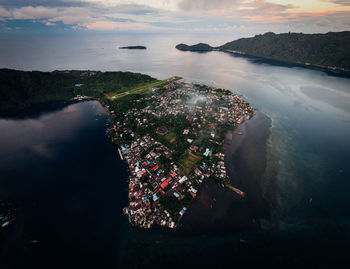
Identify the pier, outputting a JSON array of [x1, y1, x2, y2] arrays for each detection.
[[118, 148, 124, 160]]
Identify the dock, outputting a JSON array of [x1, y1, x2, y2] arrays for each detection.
[[118, 148, 124, 160], [224, 183, 245, 198]]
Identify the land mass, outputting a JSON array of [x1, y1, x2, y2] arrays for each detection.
[[175, 43, 213, 52], [0, 69, 254, 228], [0, 69, 254, 229], [106, 80, 253, 228], [176, 31, 350, 71], [0, 69, 155, 115], [119, 46, 147, 50]]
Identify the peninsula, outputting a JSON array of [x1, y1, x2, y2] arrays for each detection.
[[176, 31, 350, 72], [0, 69, 155, 114], [119, 46, 147, 50], [105, 79, 253, 228], [0, 69, 254, 229]]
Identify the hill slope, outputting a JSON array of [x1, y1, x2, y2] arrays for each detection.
[[176, 43, 213, 52], [0, 69, 156, 114], [219, 32, 350, 70], [176, 31, 350, 71]]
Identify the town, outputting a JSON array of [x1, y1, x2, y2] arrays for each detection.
[[107, 81, 254, 228]]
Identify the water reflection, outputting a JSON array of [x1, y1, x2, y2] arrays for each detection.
[[0, 33, 349, 267]]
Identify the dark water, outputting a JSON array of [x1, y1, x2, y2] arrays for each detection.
[[1, 33, 350, 268], [0, 101, 130, 268]]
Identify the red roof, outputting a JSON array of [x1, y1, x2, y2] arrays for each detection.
[[171, 172, 177, 177], [151, 165, 159, 171], [161, 177, 172, 189]]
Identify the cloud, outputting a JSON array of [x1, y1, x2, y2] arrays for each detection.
[[11, 6, 62, 20], [112, 4, 160, 15], [236, 0, 297, 21], [83, 0, 177, 9], [0, 0, 349, 33], [0, 0, 87, 8], [0, 3, 173, 32], [0, 6, 11, 17], [324, 0, 350, 6], [178, 0, 243, 11], [85, 20, 159, 31], [176, 0, 298, 24], [43, 20, 56, 26]]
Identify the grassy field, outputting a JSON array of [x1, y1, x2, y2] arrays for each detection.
[[165, 132, 177, 142], [179, 150, 203, 176], [107, 76, 182, 100]]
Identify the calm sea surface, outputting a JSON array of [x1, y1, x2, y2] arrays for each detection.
[[0, 33, 350, 268]]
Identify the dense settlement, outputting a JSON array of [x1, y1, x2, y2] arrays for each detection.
[[108, 81, 254, 228]]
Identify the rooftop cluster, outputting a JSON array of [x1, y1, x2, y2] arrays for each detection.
[[108, 81, 254, 228]]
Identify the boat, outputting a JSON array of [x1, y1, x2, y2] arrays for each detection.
[[1, 221, 10, 227]]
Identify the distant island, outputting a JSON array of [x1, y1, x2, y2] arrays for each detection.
[[176, 31, 350, 71], [119, 46, 147, 50], [175, 43, 213, 52]]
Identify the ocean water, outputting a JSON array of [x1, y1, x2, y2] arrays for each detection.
[[0, 33, 350, 268]]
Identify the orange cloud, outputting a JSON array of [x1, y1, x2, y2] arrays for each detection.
[[85, 21, 119, 30], [85, 20, 158, 31]]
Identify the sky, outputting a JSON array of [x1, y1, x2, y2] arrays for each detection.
[[0, 0, 349, 35]]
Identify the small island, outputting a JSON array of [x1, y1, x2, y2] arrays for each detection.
[[119, 46, 147, 50], [175, 43, 213, 52]]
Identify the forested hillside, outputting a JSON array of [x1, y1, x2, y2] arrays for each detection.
[[0, 69, 156, 113], [218, 31, 350, 70]]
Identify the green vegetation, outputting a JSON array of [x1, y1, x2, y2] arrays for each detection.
[[164, 132, 177, 142], [106, 76, 181, 100], [0, 69, 156, 114], [119, 46, 146, 50], [176, 43, 213, 52], [159, 196, 183, 217], [177, 31, 350, 71], [215, 88, 231, 97], [179, 151, 203, 176]]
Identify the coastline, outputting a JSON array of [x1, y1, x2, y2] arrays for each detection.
[[219, 50, 350, 77], [180, 110, 275, 234]]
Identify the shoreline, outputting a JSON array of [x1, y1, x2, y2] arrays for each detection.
[[108, 81, 254, 229], [1, 86, 270, 232], [218, 50, 350, 78], [180, 110, 274, 234]]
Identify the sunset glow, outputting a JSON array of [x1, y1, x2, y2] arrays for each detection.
[[0, 0, 349, 34]]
